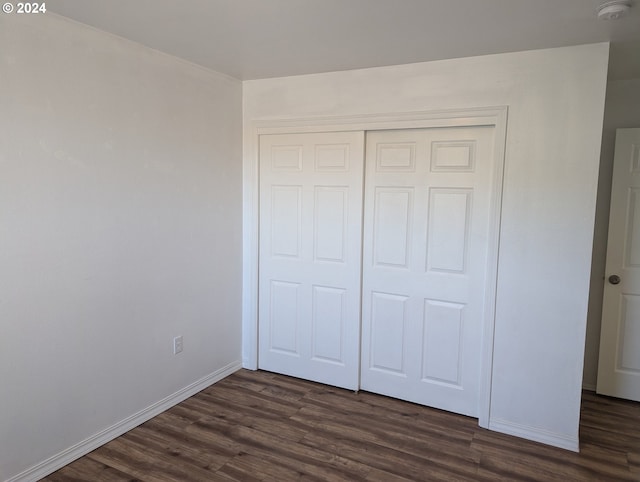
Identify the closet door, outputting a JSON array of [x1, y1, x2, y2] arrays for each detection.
[[258, 131, 364, 390], [361, 126, 497, 417]]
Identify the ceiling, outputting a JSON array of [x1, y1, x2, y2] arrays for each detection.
[[49, 0, 640, 81]]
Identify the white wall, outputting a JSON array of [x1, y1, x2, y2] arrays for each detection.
[[0, 14, 243, 482], [583, 77, 640, 390], [243, 43, 609, 450]]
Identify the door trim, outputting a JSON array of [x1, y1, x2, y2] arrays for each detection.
[[243, 106, 508, 428]]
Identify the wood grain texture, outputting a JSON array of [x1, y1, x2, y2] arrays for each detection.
[[41, 370, 640, 481]]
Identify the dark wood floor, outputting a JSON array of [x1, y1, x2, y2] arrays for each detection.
[[42, 369, 640, 481]]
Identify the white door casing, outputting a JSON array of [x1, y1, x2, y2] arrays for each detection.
[[597, 128, 640, 402], [258, 131, 365, 390], [360, 126, 498, 417]]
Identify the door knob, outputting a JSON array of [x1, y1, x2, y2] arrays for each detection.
[[609, 274, 621, 285]]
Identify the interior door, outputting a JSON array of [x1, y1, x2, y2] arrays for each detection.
[[360, 126, 497, 417], [258, 131, 364, 390], [597, 128, 640, 401]]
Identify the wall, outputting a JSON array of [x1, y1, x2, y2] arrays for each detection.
[[0, 14, 242, 482], [583, 77, 640, 390], [243, 43, 609, 450]]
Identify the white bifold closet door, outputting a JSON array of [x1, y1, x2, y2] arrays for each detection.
[[258, 131, 365, 390], [360, 126, 496, 417]]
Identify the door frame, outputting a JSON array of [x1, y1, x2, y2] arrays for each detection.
[[243, 106, 508, 428]]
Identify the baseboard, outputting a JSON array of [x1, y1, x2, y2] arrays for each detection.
[[7, 361, 242, 482], [489, 418, 579, 452], [582, 383, 596, 392]]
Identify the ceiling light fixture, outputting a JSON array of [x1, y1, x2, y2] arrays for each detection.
[[597, 0, 632, 20]]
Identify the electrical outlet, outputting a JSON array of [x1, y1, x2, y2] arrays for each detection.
[[173, 336, 183, 355]]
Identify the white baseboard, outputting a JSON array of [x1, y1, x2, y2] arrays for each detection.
[[489, 418, 579, 452], [8, 361, 242, 482]]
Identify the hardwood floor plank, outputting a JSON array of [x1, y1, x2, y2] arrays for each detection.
[[142, 416, 243, 457], [41, 370, 640, 482], [216, 452, 308, 482], [364, 468, 415, 482], [472, 431, 637, 481], [300, 428, 478, 481], [213, 370, 279, 395], [229, 424, 372, 480], [123, 426, 230, 472], [298, 400, 473, 448], [86, 445, 190, 482], [476, 445, 624, 481], [202, 384, 303, 416], [43, 456, 139, 482], [577, 442, 630, 466], [292, 403, 479, 463], [194, 391, 311, 441], [300, 388, 476, 445], [92, 434, 222, 482], [628, 451, 640, 465]]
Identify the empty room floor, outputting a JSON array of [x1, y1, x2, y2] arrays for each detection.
[[42, 369, 640, 481]]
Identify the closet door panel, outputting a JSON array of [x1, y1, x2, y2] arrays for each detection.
[[258, 131, 364, 390], [361, 126, 497, 417]]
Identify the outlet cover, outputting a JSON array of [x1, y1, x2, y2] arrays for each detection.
[[173, 336, 183, 355]]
